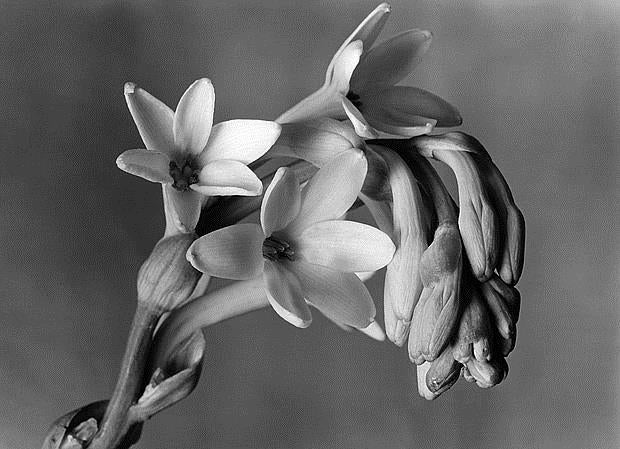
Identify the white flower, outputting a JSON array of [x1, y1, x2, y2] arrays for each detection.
[[186, 150, 395, 328], [117, 78, 281, 233], [276, 3, 461, 138]]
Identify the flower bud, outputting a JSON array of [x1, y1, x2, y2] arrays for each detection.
[[452, 285, 492, 364], [426, 347, 461, 396], [478, 157, 525, 285], [464, 357, 508, 389], [369, 146, 427, 346], [480, 274, 521, 356], [133, 331, 205, 421], [137, 233, 201, 311]]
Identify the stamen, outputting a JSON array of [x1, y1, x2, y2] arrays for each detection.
[[263, 235, 295, 261], [169, 160, 199, 191]]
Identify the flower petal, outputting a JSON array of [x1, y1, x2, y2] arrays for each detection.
[[263, 260, 312, 328], [295, 220, 394, 272], [325, 3, 391, 85], [199, 120, 281, 165], [329, 40, 363, 94], [286, 149, 367, 234], [173, 78, 215, 157], [116, 149, 172, 183], [351, 29, 432, 91], [186, 223, 265, 280], [124, 82, 175, 157], [341, 97, 380, 138], [165, 186, 203, 232], [192, 160, 263, 197], [364, 86, 462, 128], [261, 167, 301, 236], [291, 260, 375, 328]]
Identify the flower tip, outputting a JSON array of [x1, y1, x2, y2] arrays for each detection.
[[378, 2, 391, 13], [360, 321, 386, 341], [124, 81, 137, 95]]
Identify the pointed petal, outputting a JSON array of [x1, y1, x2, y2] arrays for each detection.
[[124, 82, 175, 157], [329, 40, 363, 94], [186, 223, 264, 280], [342, 97, 380, 138], [292, 260, 375, 328], [325, 3, 391, 85], [173, 78, 215, 156], [199, 120, 281, 165], [116, 149, 172, 183], [192, 160, 263, 197], [364, 86, 462, 127], [286, 149, 367, 234], [166, 186, 203, 232], [359, 321, 386, 341], [351, 30, 432, 91], [261, 167, 301, 236], [295, 220, 394, 272], [263, 260, 312, 328]]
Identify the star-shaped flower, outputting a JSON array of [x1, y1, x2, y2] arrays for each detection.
[[117, 78, 281, 232], [186, 150, 395, 328], [276, 3, 461, 138]]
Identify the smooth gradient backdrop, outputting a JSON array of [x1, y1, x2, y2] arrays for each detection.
[[0, 1, 618, 448]]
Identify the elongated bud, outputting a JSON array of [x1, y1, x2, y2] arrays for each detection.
[[478, 157, 525, 285], [137, 233, 201, 311], [480, 275, 520, 356], [368, 146, 427, 346], [426, 347, 461, 396]]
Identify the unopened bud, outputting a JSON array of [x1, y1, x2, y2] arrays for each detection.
[[465, 357, 508, 389], [452, 286, 492, 364], [427, 348, 461, 395], [137, 233, 201, 311]]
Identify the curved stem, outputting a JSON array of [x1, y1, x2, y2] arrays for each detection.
[[88, 302, 160, 449]]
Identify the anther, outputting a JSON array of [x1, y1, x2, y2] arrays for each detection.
[[263, 235, 295, 261]]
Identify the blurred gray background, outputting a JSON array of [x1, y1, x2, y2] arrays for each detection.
[[0, 0, 618, 448]]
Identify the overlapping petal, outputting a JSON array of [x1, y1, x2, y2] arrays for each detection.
[[187, 223, 264, 280], [263, 260, 312, 328], [286, 149, 367, 234], [292, 260, 375, 328], [295, 220, 394, 272], [199, 120, 281, 165], [116, 149, 172, 184], [124, 82, 175, 157], [260, 168, 301, 236], [173, 78, 215, 156], [193, 160, 263, 196], [363, 86, 462, 128], [351, 29, 432, 91]]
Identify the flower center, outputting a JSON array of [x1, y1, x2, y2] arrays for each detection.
[[346, 90, 363, 109], [169, 160, 199, 191], [263, 235, 295, 261]]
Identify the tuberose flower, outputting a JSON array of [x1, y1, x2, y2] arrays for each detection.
[[276, 3, 462, 138], [117, 78, 281, 232], [186, 150, 395, 328]]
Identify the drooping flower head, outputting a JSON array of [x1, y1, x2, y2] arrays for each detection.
[[276, 3, 462, 138], [186, 150, 395, 328], [117, 78, 281, 233]]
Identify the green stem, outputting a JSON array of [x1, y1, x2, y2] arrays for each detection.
[[88, 302, 160, 449]]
